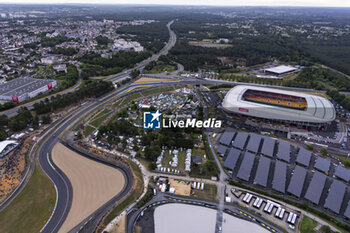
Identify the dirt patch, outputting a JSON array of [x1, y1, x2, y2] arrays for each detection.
[[169, 179, 191, 196], [52, 143, 125, 233], [133, 77, 173, 84]]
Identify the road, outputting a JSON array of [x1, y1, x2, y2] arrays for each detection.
[[0, 19, 176, 118], [1, 67, 83, 118], [105, 20, 176, 83]]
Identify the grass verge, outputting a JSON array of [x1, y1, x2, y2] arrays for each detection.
[[0, 164, 56, 233], [300, 216, 318, 233], [84, 125, 96, 137]]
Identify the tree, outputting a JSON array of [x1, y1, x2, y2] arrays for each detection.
[[0, 129, 7, 141], [42, 115, 51, 124], [320, 148, 328, 157], [306, 144, 314, 151], [31, 115, 39, 129]]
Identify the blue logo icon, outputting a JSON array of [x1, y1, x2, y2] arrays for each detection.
[[143, 110, 161, 129]]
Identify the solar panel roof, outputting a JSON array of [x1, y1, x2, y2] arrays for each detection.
[[217, 145, 228, 155], [232, 132, 249, 150], [344, 201, 350, 219], [223, 148, 241, 171], [304, 171, 327, 205], [277, 140, 291, 163], [254, 156, 271, 187], [237, 152, 256, 181], [324, 180, 346, 214], [296, 148, 312, 167], [272, 160, 287, 193], [261, 137, 276, 157], [287, 165, 307, 198], [314, 157, 331, 173], [334, 166, 350, 182], [219, 128, 235, 146], [246, 134, 262, 153]]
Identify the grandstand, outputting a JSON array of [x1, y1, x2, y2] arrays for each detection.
[[222, 85, 335, 125], [242, 89, 307, 110]]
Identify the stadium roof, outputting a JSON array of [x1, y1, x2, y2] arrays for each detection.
[[223, 148, 241, 171], [264, 65, 297, 75], [272, 160, 287, 193], [344, 201, 350, 219], [277, 140, 291, 163], [296, 148, 312, 167], [237, 152, 255, 182], [217, 145, 228, 155], [287, 165, 307, 198], [232, 132, 248, 150], [246, 134, 262, 153], [334, 166, 350, 182], [261, 137, 276, 157], [219, 128, 235, 146], [304, 171, 327, 205], [314, 157, 331, 173], [324, 180, 346, 214], [254, 156, 271, 187], [222, 85, 335, 123]]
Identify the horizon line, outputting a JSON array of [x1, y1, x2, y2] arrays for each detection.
[[0, 3, 349, 8]]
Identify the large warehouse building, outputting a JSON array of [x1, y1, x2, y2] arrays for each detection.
[[0, 77, 57, 103], [222, 85, 335, 125]]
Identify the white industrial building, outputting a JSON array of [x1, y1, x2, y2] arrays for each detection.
[[0, 77, 57, 102]]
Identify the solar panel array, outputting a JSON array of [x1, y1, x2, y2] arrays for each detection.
[[277, 140, 291, 163], [296, 148, 312, 167], [246, 134, 262, 153], [217, 145, 228, 155], [232, 132, 249, 150], [324, 180, 346, 214], [261, 137, 276, 157], [237, 152, 256, 181], [223, 148, 241, 171], [344, 201, 350, 219], [287, 165, 307, 198], [334, 166, 350, 182], [219, 129, 235, 146], [254, 156, 271, 187], [314, 157, 331, 173], [304, 171, 327, 205], [272, 160, 287, 193]]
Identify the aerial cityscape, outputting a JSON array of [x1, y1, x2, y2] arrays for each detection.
[[0, 2, 350, 233]]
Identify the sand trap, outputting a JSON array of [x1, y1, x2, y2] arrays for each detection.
[[154, 203, 270, 233], [52, 143, 125, 233]]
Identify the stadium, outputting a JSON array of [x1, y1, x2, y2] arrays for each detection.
[[222, 85, 336, 126]]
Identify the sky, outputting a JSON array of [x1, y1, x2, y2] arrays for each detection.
[[0, 0, 349, 7]]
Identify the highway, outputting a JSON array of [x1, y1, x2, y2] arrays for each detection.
[[105, 20, 176, 83], [0, 19, 176, 118]]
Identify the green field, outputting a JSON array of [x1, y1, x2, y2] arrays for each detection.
[[143, 64, 177, 74], [299, 216, 318, 233], [0, 165, 56, 233], [92, 109, 111, 120], [121, 92, 142, 105], [141, 86, 174, 96], [192, 184, 217, 201], [89, 112, 111, 128], [84, 125, 96, 136]]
